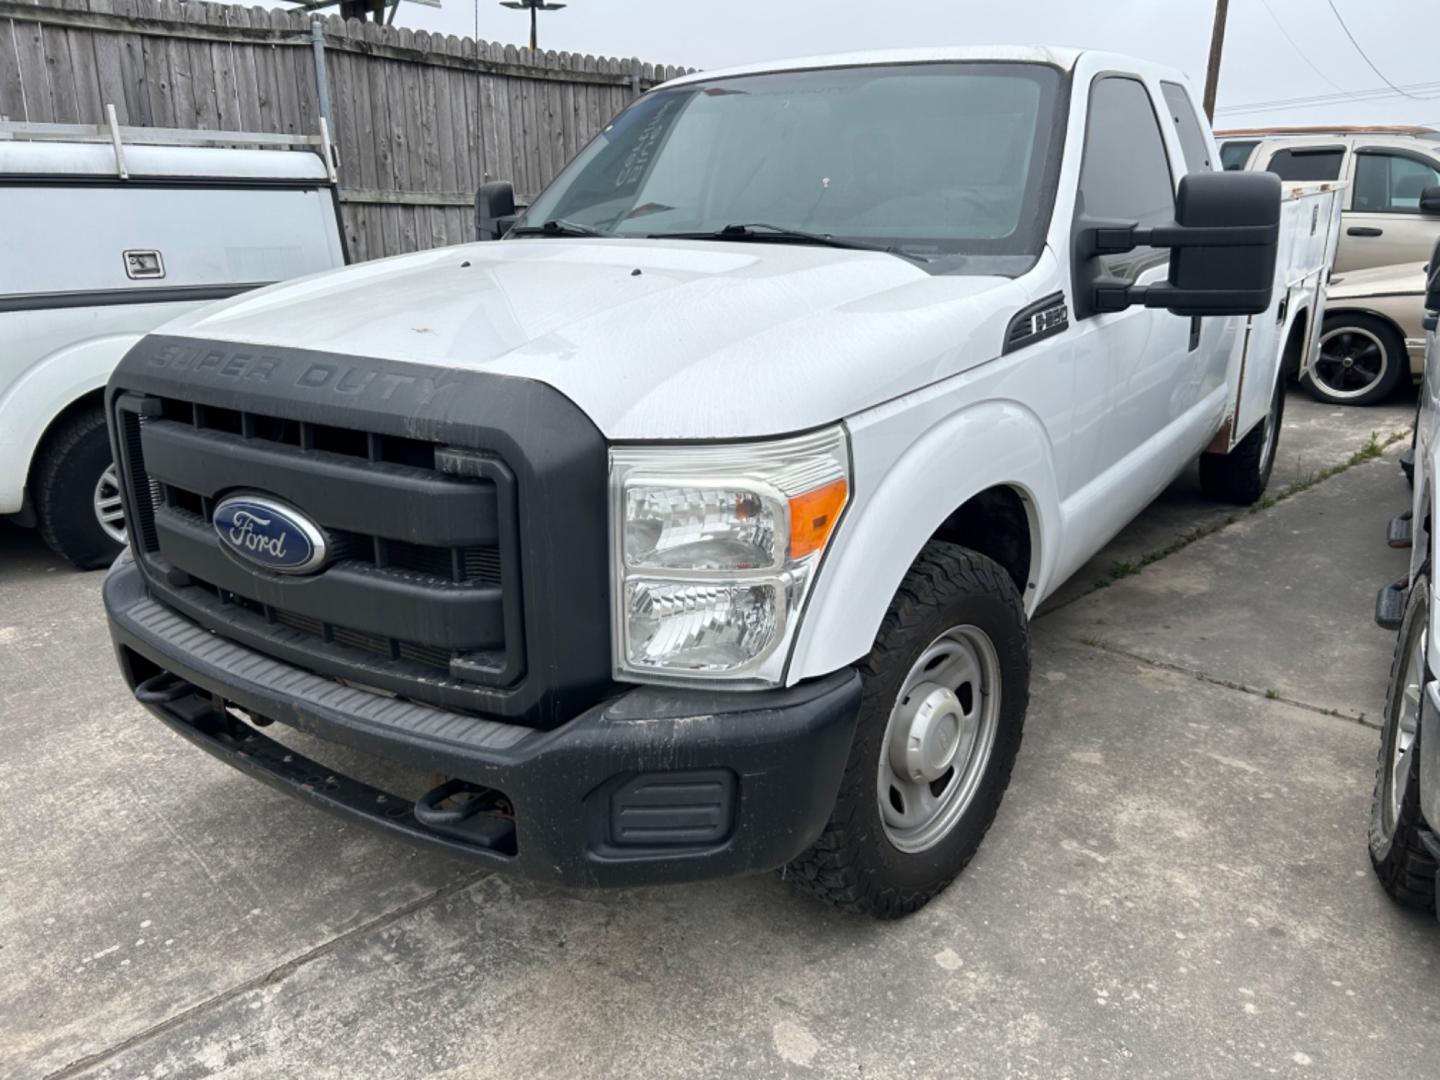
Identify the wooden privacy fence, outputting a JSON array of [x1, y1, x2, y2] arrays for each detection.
[[0, 0, 691, 260]]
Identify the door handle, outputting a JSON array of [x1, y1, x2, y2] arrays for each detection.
[[1347, 226, 1384, 237]]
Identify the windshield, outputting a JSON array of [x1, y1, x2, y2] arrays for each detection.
[[518, 62, 1066, 275]]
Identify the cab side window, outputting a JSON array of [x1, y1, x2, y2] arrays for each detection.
[[1161, 82, 1212, 173], [1265, 147, 1344, 182], [1353, 150, 1440, 213], [1078, 76, 1176, 280], [1220, 140, 1258, 171]]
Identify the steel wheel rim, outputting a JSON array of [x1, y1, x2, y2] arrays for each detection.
[[876, 625, 1002, 854], [93, 464, 127, 544], [1314, 326, 1388, 399], [1384, 621, 1425, 836]]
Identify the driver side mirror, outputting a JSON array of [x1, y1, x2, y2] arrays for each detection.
[[475, 180, 517, 241], [1075, 170, 1282, 319], [1421, 186, 1440, 214]]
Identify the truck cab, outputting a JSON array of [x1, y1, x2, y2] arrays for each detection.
[[101, 48, 1337, 917], [0, 120, 346, 568]]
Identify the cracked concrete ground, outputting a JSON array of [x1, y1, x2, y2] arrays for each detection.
[[2, 388, 1435, 1080]]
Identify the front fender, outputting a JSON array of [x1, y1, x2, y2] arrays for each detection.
[[786, 396, 1059, 684]]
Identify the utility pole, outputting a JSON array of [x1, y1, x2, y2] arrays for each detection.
[[1202, 0, 1230, 121]]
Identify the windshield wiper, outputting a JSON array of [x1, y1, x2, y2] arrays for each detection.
[[509, 218, 608, 238], [647, 222, 928, 263]]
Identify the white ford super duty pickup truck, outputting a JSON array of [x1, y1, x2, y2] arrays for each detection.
[[102, 47, 1342, 917]]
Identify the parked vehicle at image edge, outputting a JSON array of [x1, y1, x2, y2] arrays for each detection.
[[1370, 237, 1440, 918], [1217, 125, 1440, 176], [1311, 257, 1429, 406], [0, 117, 346, 568], [101, 48, 1342, 918], [1224, 129, 1440, 406]]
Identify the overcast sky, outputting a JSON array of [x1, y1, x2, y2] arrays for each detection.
[[388, 0, 1440, 131]]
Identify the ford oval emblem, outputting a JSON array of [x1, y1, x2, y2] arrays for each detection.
[[213, 495, 329, 575]]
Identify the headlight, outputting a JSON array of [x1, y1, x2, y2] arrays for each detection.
[[610, 427, 850, 685]]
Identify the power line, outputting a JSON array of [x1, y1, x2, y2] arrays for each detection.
[[1324, 0, 1422, 100], [1220, 92, 1440, 116], [1218, 90, 1440, 115], [1216, 78, 1440, 115], [1258, 0, 1348, 96]]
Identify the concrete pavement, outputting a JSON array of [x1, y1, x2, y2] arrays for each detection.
[[1, 388, 1435, 1079]]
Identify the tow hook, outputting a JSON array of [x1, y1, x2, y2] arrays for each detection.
[[414, 780, 516, 848]]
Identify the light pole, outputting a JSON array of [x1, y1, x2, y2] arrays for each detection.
[[499, 0, 566, 51]]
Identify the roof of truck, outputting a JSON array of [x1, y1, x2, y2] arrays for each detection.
[[0, 140, 332, 183], [661, 45, 1088, 87]]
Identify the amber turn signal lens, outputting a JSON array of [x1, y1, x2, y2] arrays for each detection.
[[788, 478, 848, 560]]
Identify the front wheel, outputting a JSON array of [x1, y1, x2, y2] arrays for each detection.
[[1369, 570, 1438, 912], [788, 541, 1030, 918], [1199, 374, 1285, 505]]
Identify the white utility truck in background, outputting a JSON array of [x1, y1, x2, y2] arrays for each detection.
[[101, 48, 1341, 918], [0, 118, 346, 569]]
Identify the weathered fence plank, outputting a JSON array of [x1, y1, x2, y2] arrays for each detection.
[[85, 0, 129, 125], [0, 0, 692, 256], [13, 4, 56, 123], [1, 16, 30, 120]]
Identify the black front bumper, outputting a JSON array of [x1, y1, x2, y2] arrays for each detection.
[[105, 558, 862, 888]]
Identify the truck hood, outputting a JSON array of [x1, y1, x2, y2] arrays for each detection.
[[160, 238, 1028, 439]]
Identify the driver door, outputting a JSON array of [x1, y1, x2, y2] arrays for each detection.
[[1067, 75, 1194, 494]]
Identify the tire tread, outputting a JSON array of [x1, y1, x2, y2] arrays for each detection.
[[33, 405, 119, 571], [1370, 572, 1438, 912], [788, 542, 1029, 918]]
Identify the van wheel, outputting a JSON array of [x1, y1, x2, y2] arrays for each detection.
[[788, 541, 1029, 918], [1369, 570, 1438, 912], [1304, 314, 1407, 406], [1199, 374, 1284, 505], [34, 405, 125, 571]]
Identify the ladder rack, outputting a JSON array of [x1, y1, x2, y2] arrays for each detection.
[[0, 105, 337, 183]]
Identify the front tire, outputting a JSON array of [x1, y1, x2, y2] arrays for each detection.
[[788, 542, 1030, 918], [1199, 373, 1285, 505], [34, 405, 126, 571], [1304, 314, 1407, 406], [1369, 570, 1438, 912]]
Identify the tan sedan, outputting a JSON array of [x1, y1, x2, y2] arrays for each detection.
[[1306, 259, 1426, 405]]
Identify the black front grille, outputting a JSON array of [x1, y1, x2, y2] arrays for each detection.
[[157, 481, 502, 587], [108, 335, 614, 730], [158, 396, 439, 469], [119, 411, 160, 552], [113, 389, 527, 712], [187, 575, 451, 674]]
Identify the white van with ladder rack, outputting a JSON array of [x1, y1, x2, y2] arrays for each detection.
[[0, 110, 346, 568]]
